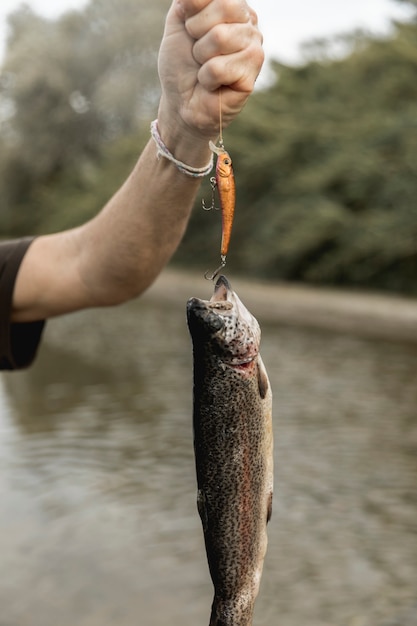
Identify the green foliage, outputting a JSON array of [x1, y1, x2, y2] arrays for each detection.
[[179, 21, 417, 295], [30, 129, 148, 235], [0, 2, 417, 296], [0, 0, 168, 234]]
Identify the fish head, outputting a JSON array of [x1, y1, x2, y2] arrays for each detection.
[[187, 275, 260, 366]]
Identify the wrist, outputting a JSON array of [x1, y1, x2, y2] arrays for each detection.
[[150, 120, 213, 178], [157, 102, 217, 169]]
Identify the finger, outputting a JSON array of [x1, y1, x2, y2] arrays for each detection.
[[175, 0, 212, 20], [192, 20, 261, 65], [197, 42, 264, 94], [185, 0, 251, 40]]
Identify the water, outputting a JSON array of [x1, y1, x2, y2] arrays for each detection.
[[0, 278, 416, 626]]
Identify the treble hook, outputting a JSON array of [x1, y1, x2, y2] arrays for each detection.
[[202, 177, 220, 211], [204, 255, 227, 281]]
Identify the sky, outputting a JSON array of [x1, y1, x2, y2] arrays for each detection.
[[0, 0, 414, 82]]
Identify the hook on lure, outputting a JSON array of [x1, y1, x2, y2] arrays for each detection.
[[202, 175, 220, 211], [201, 141, 228, 211], [204, 255, 227, 281]]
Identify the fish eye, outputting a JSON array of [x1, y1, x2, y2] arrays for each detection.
[[224, 158, 230, 165]]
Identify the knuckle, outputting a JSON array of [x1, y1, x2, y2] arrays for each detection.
[[222, 0, 250, 21], [185, 16, 202, 40], [249, 6, 259, 27], [247, 40, 265, 68], [198, 56, 225, 90], [210, 23, 232, 49]]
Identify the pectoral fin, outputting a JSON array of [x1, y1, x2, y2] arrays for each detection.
[[257, 357, 270, 400], [267, 491, 273, 524]]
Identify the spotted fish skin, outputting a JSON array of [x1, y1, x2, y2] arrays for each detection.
[[187, 275, 273, 626]]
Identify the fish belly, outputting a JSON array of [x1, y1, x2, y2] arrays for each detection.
[[193, 356, 273, 626]]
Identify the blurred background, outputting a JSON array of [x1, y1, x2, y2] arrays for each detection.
[[0, 1, 416, 625], [0, 0, 416, 293]]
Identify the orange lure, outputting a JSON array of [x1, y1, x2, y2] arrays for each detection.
[[211, 141, 236, 258], [203, 140, 236, 279]]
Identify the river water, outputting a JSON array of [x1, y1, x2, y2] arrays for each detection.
[[0, 275, 416, 626]]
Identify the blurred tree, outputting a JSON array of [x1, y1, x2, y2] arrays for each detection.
[[0, 0, 168, 234], [395, 0, 417, 8], [178, 17, 417, 295]]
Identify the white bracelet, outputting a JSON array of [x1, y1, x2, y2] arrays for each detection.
[[150, 120, 213, 178]]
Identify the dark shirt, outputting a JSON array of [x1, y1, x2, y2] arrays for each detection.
[[0, 238, 45, 370]]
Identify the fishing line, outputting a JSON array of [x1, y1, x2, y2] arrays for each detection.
[[218, 88, 224, 148]]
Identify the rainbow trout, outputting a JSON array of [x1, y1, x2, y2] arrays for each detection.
[[187, 275, 273, 626]]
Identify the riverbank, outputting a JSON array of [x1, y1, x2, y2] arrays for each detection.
[[143, 268, 417, 344]]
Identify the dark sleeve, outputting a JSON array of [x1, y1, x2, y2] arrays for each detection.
[[0, 238, 45, 370]]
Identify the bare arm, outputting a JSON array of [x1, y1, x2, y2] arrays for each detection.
[[12, 0, 264, 323]]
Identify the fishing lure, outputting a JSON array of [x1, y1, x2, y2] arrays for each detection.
[[203, 140, 236, 280]]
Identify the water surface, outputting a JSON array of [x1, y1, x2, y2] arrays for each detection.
[[1, 281, 416, 626]]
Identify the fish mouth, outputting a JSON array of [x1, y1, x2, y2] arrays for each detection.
[[186, 276, 233, 338], [186, 275, 261, 366], [210, 275, 230, 303]]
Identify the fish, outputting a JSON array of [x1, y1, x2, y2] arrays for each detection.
[[186, 275, 273, 626]]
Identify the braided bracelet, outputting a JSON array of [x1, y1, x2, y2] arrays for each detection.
[[150, 120, 213, 178]]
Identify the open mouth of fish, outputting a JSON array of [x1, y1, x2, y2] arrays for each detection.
[[186, 275, 261, 370]]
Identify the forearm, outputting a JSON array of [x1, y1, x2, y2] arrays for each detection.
[[77, 127, 213, 305], [12, 128, 213, 322]]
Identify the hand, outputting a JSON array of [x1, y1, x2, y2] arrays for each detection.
[[157, 0, 264, 144]]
